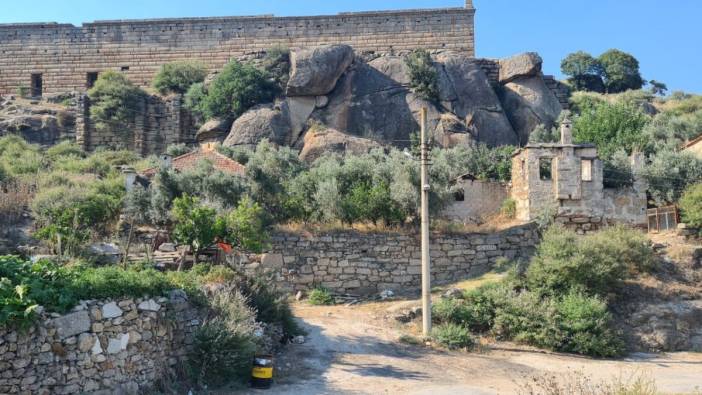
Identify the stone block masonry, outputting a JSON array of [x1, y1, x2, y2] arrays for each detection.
[[261, 224, 539, 295], [0, 294, 202, 394], [0, 7, 475, 95]]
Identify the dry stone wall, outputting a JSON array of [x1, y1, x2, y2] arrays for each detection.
[[0, 293, 201, 395], [0, 7, 475, 95], [260, 224, 538, 295]]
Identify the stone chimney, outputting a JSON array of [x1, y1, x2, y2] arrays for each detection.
[[465, 0, 474, 9], [159, 153, 172, 169], [560, 117, 573, 145], [122, 167, 136, 192]]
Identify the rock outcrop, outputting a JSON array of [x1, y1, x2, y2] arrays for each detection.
[[195, 117, 232, 143], [498, 52, 542, 83], [0, 96, 75, 145], [287, 44, 355, 97], [299, 127, 382, 163], [500, 75, 564, 145], [223, 102, 292, 148]]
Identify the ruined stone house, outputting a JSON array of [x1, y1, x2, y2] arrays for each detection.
[[511, 120, 648, 231]]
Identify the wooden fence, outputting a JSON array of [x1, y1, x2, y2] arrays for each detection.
[[646, 205, 679, 233]]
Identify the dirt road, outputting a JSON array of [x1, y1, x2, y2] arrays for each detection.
[[238, 303, 702, 395]]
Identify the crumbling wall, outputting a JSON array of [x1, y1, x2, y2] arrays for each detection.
[[0, 7, 475, 95], [0, 294, 201, 395], [441, 179, 510, 223]]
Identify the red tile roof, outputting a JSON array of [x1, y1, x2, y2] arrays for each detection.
[[142, 148, 246, 177]]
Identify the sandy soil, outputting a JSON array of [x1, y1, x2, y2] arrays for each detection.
[[235, 302, 702, 395]]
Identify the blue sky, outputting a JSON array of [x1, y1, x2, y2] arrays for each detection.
[[2, 0, 700, 93]]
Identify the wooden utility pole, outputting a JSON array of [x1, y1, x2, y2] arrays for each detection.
[[420, 107, 432, 337]]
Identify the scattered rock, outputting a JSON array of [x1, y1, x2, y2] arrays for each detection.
[[441, 288, 464, 299], [292, 335, 306, 344], [287, 44, 354, 96], [379, 290, 395, 300], [87, 243, 122, 265], [295, 290, 305, 301], [299, 127, 382, 163]]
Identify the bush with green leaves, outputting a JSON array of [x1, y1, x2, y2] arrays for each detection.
[[431, 323, 474, 350], [187, 290, 257, 388], [405, 49, 439, 101], [184, 82, 208, 122], [598, 49, 644, 94], [171, 195, 226, 263], [642, 149, 702, 205], [0, 135, 43, 178], [680, 183, 702, 229], [308, 287, 334, 305], [262, 45, 291, 90], [603, 149, 635, 189], [165, 143, 193, 157], [572, 98, 651, 159], [525, 225, 653, 298], [225, 197, 268, 253], [200, 60, 279, 120], [152, 60, 207, 95], [87, 71, 147, 143]]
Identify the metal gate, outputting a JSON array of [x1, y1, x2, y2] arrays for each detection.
[[647, 205, 679, 233]]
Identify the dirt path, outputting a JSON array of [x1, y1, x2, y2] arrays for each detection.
[[237, 303, 702, 395]]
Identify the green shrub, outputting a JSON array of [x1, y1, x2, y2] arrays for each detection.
[[525, 225, 654, 298], [16, 86, 30, 98], [432, 297, 470, 324], [643, 149, 702, 205], [226, 197, 268, 253], [680, 183, 702, 229], [187, 291, 256, 388], [0, 135, 43, 177], [152, 60, 207, 95], [432, 323, 474, 350], [500, 198, 516, 219], [262, 45, 291, 89], [88, 71, 147, 143], [308, 287, 334, 305], [171, 195, 226, 263], [201, 60, 279, 120], [45, 141, 85, 160], [165, 143, 193, 157], [405, 49, 439, 102], [603, 149, 635, 188], [184, 82, 208, 121], [555, 291, 624, 357]]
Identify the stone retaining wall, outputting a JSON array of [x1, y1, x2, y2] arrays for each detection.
[[0, 7, 475, 95], [261, 224, 539, 294], [0, 293, 201, 395]]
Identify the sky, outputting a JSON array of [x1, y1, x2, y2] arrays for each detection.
[[1, 0, 700, 93]]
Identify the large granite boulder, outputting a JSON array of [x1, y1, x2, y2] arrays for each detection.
[[433, 113, 476, 148], [500, 75, 563, 145], [223, 102, 292, 148], [316, 62, 418, 146], [436, 52, 518, 146], [287, 45, 354, 97], [499, 52, 543, 83], [195, 117, 232, 143], [367, 56, 411, 85], [299, 127, 382, 163]]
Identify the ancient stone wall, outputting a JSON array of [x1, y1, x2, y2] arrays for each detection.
[[260, 224, 538, 295], [0, 7, 475, 95], [76, 94, 196, 154], [543, 76, 571, 110], [0, 294, 201, 395]]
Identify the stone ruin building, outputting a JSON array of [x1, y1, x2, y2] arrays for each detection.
[[511, 120, 647, 231]]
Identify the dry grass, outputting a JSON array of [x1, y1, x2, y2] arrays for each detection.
[[0, 181, 34, 224], [518, 370, 658, 395]]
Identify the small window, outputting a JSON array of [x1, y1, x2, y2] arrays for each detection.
[[581, 159, 593, 181], [121, 66, 130, 72], [454, 189, 465, 202], [86, 72, 99, 89], [539, 158, 553, 181], [30, 73, 43, 97]]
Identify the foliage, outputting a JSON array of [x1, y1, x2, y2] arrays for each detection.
[[528, 124, 560, 143], [170, 195, 226, 261], [262, 45, 291, 90], [560, 51, 604, 92], [526, 225, 654, 298], [602, 150, 635, 189], [0, 135, 43, 178], [680, 183, 702, 229], [598, 49, 644, 93], [642, 149, 702, 205], [500, 198, 516, 219], [405, 49, 439, 102], [225, 197, 268, 253], [648, 79, 668, 96], [187, 290, 256, 388], [572, 98, 651, 158], [431, 323, 474, 350], [200, 60, 279, 120], [165, 143, 193, 157], [308, 287, 334, 305], [87, 71, 146, 143], [152, 60, 207, 95], [183, 82, 208, 121]]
